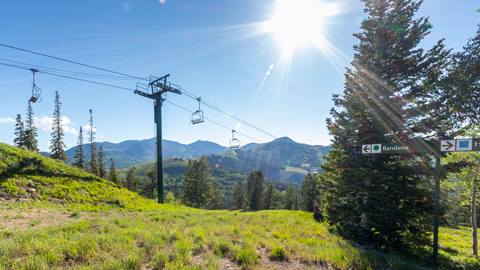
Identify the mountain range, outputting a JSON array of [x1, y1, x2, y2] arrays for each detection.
[[65, 137, 331, 183]]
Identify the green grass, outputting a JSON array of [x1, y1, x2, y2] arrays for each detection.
[[1, 143, 480, 269], [0, 143, 158, 210]]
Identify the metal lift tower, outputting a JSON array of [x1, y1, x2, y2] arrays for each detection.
[[135, 74, 181, 203]]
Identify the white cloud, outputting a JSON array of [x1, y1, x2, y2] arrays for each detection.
[[121, 1, 132, 11], [0, 117, 15, 124], [159, 0, 167, 5], [35, 115, 77, 135]]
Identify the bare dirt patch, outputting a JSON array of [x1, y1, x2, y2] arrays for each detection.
[[0, 208, 75, 231]]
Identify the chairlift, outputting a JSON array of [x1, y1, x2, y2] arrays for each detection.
[[191, 97, 204, 125], [28, 68, 41, 104], [229, 130, 240, 149]]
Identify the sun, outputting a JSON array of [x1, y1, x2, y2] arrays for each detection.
[[264, 0, 338, 52]]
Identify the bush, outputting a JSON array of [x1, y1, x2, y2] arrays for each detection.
[[234, 247, 258, 268], [269, 246, 288, 261]]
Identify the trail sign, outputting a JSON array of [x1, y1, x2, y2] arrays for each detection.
[[440, 140, 455, 152], [440, 138, 480, 152], [372, 144, 382, 153], [362, 144, 372, 154]]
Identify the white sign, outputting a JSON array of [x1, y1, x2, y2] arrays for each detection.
[[440, 140, 456, 152], [456, 139, 473, 151], [362, 144, 382, 154], [362, 144, 371, 154], [372, 144, 382, 153]]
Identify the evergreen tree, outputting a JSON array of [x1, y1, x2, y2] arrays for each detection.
[[437, 24, 480, 130], [181, 157, 212, 208], [263, 183, 275, 210], [300, 174, 319, 212], [322, 0, 442, 250], [207, 180, 223, 210], [88, 109, 98, 175], [49, 91, 66, 161], [144, 170, 156, 199], [108, 158, 119, 184], [13, 114, 25, 148], [98, 145, 106, 178], [284, 184, 298, 210], [24, 102, 38, 152], [73, 126, 85, 169], [247, 171, 264, 211], [125, 166, 137, 191], [232, 181, 247, 210]]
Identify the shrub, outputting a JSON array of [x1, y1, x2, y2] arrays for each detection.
[[269, 246, 288, 261], [234, 247, 258, 268]]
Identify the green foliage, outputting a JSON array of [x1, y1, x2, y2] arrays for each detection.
[[98, 145, 106, 178], [49, 90, 67, 161], [247, 171, 264, 211], [125, 166, 137, 191], [73, 126, 85, 169], [234, 246, 258, 268], [23, 102, 38, 152], [0, 143, 158, 210], [300, 173, 319, 211], [322, 0, 439, 250], [181, 157, 214, 208], [88, 109, 98, 176], [269, 246, 288, 261], [13, 114, 25, 148], [232, 181, 247, 210], [283, 184, 299, 210], [108, 158, 119, 184]]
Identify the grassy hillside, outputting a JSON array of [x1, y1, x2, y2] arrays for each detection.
[[0, 143, 156, 210], [1, 143, 479, 269]]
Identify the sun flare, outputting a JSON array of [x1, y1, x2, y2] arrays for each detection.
[[265, 0, 339, 52]]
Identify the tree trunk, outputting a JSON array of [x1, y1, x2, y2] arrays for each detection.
[[473, 174, 478, 257]]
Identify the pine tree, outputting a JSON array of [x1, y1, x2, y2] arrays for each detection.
[[49, 91, 66, 161], [284, 185, 298, 210], [24, 102, 38, 152], [98, 145, 106, 178], [439, 25, 480, 129], [263, 183, 275, 210], [207, 180, 223, 210], [181, 157, 212, 208], [73, 126, 85, 169], [247, 171, 264, 211], [300, 174, 319, 212], [13, 114, 25, 148], [88, 109, 98, 175], [322, 0, 442, 250], [125, 166, 137, 191], [232, 181, 247, 210], [108, 158, 119, 184], [144, 170, 156, 198]]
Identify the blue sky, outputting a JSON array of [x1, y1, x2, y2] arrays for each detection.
[[0, 0, 478, 151]]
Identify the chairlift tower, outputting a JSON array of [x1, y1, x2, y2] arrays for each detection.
[[135, 74, 181, 203]]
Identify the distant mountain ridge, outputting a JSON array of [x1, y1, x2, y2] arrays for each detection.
[[65, 138, 227, 168], [65, 137, 331, 182]]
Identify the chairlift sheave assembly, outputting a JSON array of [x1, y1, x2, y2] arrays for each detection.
[[191, 97, 204, 125], [28, 68, 41, 104], [229, 129, 240, 149]]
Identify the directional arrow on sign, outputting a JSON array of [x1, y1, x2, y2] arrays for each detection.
[[441, 140, 455, 152], [362, 145, 371, 154]]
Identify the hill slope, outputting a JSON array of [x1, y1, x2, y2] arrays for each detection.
[[0, 143, 477, 269], [0, 143, 155, 209]]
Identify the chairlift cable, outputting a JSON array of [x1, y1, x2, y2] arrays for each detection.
[[0, 44, 277, 139]]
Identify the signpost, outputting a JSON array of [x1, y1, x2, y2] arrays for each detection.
[[362, 137, 480, 269]]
